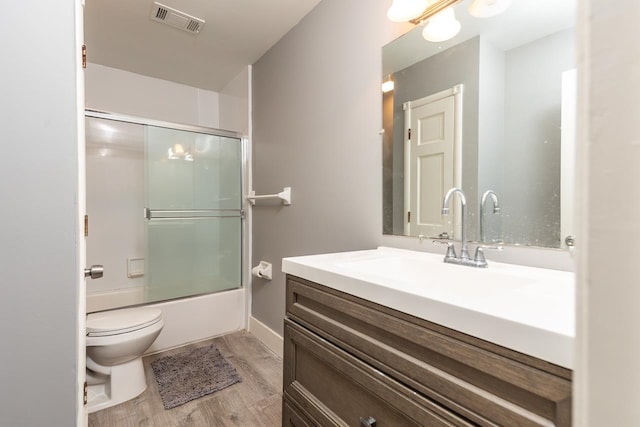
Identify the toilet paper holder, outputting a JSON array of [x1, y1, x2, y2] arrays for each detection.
[[251, 261, 273, 280]]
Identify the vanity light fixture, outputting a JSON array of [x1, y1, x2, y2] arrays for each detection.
[[387, 0, 429, 22], [386, 0, 463, 43], [468, 0, 512, 18], [387, 0, 512, 44], [422, 7, 461, 42], [381, 75, 395, 93], [406, 0, 462, 25]]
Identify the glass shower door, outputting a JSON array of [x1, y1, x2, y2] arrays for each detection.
[[144, 125, 242, 303]]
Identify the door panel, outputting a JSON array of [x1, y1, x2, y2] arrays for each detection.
[[406, 94, 456, 237]]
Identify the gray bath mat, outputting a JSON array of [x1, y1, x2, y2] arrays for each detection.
[[151, 343, 242, 409]]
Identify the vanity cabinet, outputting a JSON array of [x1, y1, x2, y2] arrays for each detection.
[[283, 275, 572, 426]]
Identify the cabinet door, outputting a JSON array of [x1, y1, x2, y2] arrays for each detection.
[[284, 320, 474, 427], [283, 400, 315, 427], [286, 276, 572, 427]]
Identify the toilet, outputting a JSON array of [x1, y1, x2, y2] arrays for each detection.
[[86, 307, 164, 413]]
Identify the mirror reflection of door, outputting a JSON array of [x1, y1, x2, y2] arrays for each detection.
[[404, 85, 463, 238]]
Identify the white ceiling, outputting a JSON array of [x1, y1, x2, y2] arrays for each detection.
[[84, 0, 322, 92]]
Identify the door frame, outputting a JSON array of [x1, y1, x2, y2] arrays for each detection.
[[75, 0, 87, 425], [403, 84, 464, 238]]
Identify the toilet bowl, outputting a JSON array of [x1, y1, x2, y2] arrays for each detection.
[[86, 307, 164, 413]]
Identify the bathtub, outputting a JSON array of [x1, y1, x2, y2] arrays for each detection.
[[87, 287, 247, 354]]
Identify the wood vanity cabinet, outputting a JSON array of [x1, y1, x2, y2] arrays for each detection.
[[283, 275, 572, 427]]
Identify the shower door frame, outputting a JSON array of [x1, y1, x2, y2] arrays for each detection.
[[85, 109, 248, 302]]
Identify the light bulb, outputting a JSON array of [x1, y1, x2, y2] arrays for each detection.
[[387, 0, 429, 22], [422, 7, 461, 42]]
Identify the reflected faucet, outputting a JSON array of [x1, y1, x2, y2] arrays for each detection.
[[480, 190, 501, 243], [441, 188, 470, 260]]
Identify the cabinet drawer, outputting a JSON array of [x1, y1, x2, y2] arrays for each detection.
[[286, 276, 572, 427], [284, 320, 474, 426]]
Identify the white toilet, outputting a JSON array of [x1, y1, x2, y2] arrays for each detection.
[[86, 307, 164, 413]]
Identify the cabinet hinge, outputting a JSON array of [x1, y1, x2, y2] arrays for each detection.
[[82, 44, 87, 69], [408, 128, 411, 140], [83, 381, 88, 405], [84, 214, 89, 237], [407, 211, 411, 223]]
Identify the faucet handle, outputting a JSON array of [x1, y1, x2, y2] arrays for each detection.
[[433, 239, 457, 260], [473, 245, 503, 264]]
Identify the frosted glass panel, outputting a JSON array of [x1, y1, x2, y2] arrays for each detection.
[[144, 217, 241, 302], [84, 112, 243, 309], [143, 125, 243, 303], [145, 126, 242, 210]]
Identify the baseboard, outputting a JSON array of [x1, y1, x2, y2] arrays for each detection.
[[249, 316, 283, 359]]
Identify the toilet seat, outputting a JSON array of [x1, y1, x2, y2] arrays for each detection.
[[87, 307, 162, 337]]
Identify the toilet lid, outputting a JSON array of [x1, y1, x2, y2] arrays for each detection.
[[86, 307, 162, 337]]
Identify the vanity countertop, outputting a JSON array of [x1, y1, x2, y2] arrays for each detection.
[[282, 246, 575, 369]]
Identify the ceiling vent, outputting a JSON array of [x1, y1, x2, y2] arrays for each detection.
[[150, 2, 205, 34]]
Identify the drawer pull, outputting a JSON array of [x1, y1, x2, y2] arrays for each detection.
[[360, 416, 377, 427]]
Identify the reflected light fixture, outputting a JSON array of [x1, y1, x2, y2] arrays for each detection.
[[387, 0, 429, 22], [381, 75, 395, 93], [173, 143, 185, 155], [422, 7, 461, 42], [168, 143, 194, 161], [468, 0, 512, 18]]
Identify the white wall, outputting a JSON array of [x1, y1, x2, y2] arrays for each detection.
[[85, 63, 220, 127], [220, 66, 250, 134], [0, 1, 82, 425], [575, 0, 640, 424]]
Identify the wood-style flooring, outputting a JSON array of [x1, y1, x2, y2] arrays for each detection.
[[88, 330, 283, 427]]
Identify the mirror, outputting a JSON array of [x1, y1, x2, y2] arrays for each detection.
[[382, 0, 576, 249]]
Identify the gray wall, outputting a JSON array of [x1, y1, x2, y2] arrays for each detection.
[[252, 0, 397, 335], [503, 29, 575, 247], [0, 1, 81, 425]]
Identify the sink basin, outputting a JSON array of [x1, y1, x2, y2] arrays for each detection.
[[282, 246, 575, 368], [338, 253, 537, 300]]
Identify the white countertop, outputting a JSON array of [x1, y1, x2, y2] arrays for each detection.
[[282, 246, 575, 369]]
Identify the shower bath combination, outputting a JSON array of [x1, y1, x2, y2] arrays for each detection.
[[85, 110, 244, 309], [84, 110, 245, 411]]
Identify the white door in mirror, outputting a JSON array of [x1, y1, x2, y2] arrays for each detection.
[[404, 86, 462, 238]]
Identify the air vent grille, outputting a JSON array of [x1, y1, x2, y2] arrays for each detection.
[[155, 7, 168, 20], [150, 2, 205, 34]]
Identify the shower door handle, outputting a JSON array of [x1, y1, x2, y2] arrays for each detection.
[[84, 265, 104, 280]]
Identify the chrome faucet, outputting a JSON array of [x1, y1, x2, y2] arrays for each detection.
[[440, 187, 501, 268], [480, 190, 500, 243], [441, 188, 470, 261]]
